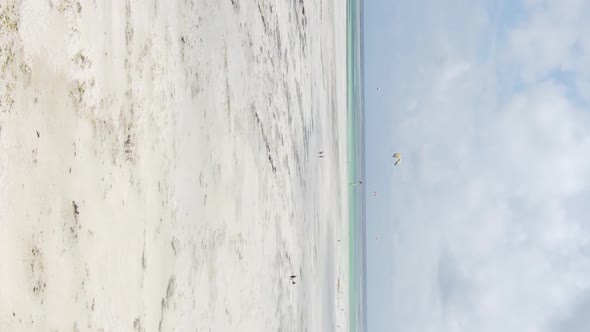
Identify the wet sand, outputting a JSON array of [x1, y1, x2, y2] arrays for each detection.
[[0, 0, 347, 330]]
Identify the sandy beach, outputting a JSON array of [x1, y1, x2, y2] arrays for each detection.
[[0, 0, 348, 331]]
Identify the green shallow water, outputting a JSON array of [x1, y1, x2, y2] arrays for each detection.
[[347, 0, 365, 331]]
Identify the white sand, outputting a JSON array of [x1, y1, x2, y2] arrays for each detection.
[[0, 0, 348, 331]]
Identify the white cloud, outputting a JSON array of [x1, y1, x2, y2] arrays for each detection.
[[505, 0, 590, 84], [367, 1, 590, 331]]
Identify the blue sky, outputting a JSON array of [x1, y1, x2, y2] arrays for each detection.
[[364, 0, 590, 331]]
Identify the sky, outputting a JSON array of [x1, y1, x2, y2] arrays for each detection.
[[364, 0, 590, 331]]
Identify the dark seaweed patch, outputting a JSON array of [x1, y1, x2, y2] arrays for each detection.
[[230, 0, 239, 12], [253, 110, 277, 173]]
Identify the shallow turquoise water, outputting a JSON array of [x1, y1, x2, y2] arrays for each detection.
[[347, 0, 365, 330]]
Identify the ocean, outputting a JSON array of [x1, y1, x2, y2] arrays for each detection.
[[347, 0, 367, 331]]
